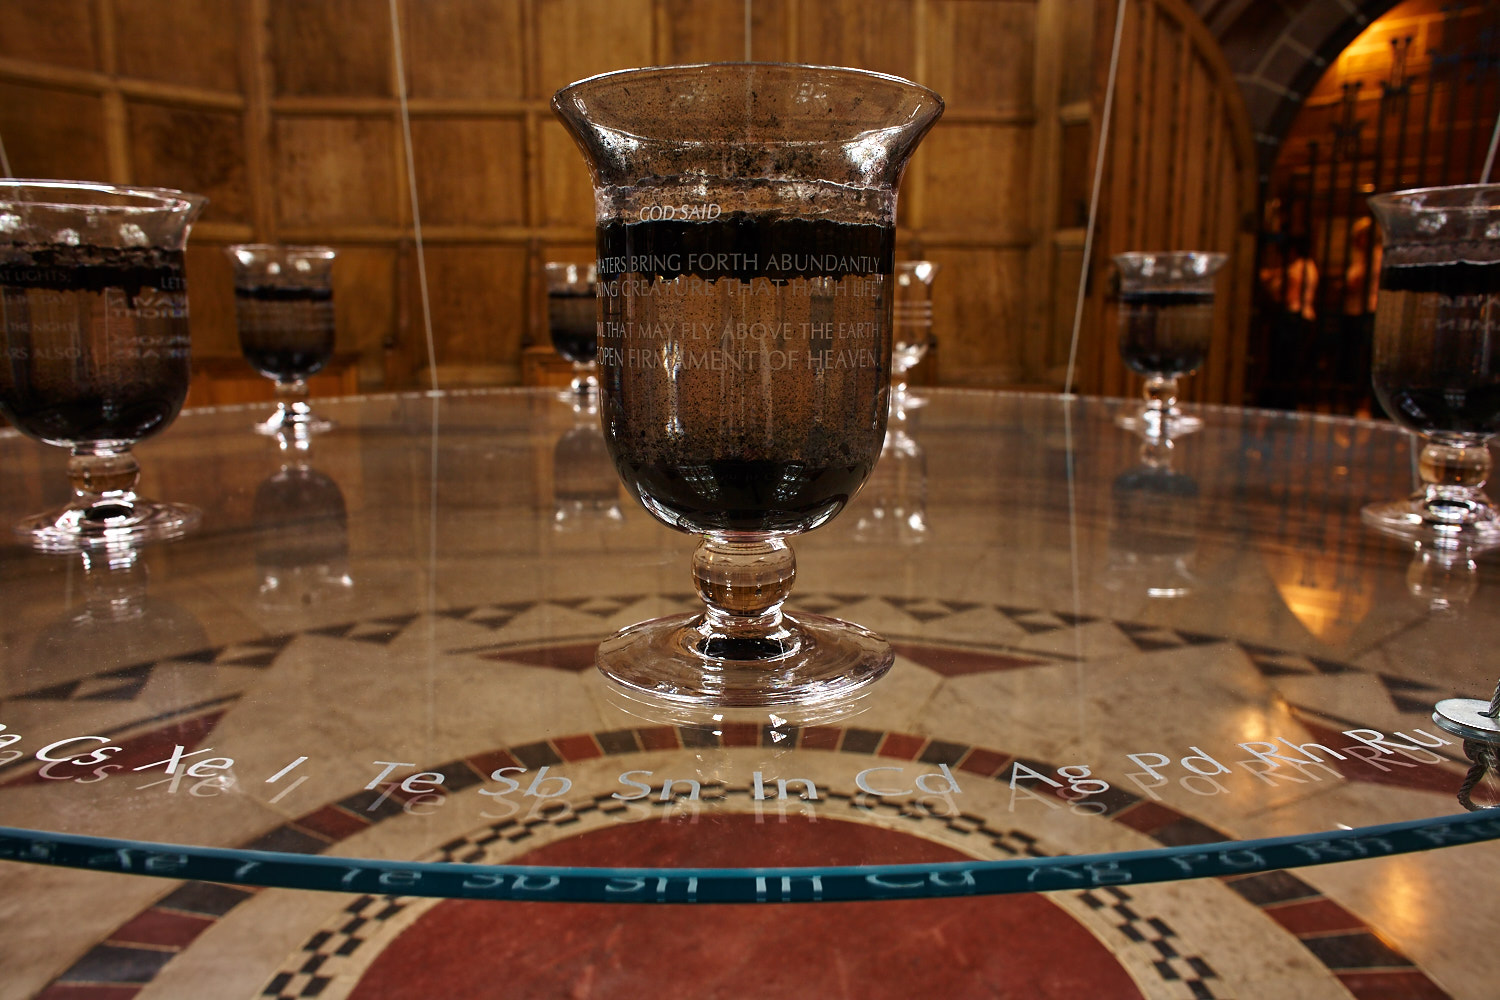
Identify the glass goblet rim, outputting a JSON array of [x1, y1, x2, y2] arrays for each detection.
[[1368, 182, 1500, 215], [553, 61, 944, 124], [0, 178, 205, 216]]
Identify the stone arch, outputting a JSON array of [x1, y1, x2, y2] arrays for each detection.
[[1192, 0, 1404, 170]]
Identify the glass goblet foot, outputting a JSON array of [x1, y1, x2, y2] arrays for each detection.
[[1362, 439, 1500, 545], [17, 447, 200, 552], [256, 381, 333, 438], [596, 537, 893, 708]]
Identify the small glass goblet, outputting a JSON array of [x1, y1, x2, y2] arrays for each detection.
[[1363, 184, 1500, 545], [226, 244, 337, 438], [892, 260, 938, 414], [1113, 251, 1227, 439], [0, 179, 205, 551], [546, 261, 599, 399]]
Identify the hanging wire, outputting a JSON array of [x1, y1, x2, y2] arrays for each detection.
[[0, 130, 12, 177], [1482, 111, 1500, 182], [1064, 0, 1128, 397], [389, 0, 439, 393]]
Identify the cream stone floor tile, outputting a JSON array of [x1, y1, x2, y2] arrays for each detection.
[[0, 864, 174, 1000]]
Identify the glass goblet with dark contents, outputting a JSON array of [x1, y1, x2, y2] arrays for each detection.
[[555, 63, 943, 707], [226, 244, 337, 438], [1113, 251, 1227, 439], [0, 180, 205, 551], [1364, 184, 1500, 544], [546, 261, 599, 400]]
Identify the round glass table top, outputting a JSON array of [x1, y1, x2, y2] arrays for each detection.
[[1, 388, 1497, 906]]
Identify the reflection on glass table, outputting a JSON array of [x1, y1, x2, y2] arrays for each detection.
[[1106, 435, 1199, 599], [252, 429, 352, 612], [852, 420, 928, 546], [552, 413, 623, 532], [892, 260, 940, 415], [1, 388, 1499, 999]]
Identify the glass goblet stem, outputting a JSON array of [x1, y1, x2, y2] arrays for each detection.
[[265, 378, 313, 430], [1416, 439, 1496, 527], [69, 446, 143, 508], [690, 536, 798, 652], [570, 362, 597, 395], [1142, 374, 1181, 431]]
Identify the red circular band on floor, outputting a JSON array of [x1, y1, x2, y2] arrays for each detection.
[[349, 814, 1144, 999]]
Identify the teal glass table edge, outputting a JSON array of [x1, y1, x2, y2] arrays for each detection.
[[2, 386, 1498, 904], [2, 811, 1499, 904]]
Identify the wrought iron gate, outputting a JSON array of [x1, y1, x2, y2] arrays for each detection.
[[1253, 1, 1500, 415]]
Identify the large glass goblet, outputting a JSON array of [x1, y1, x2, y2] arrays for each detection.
[[1364, 184, 1500, 544], [546, 261, 599, 400], [226, 244, 337, 438], [0, 180, 205, 551], [555, 63, 943, 707], [1113, 251, 1227, 439]]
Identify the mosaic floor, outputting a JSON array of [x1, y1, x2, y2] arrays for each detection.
[[3, 590, 1496, 1000]]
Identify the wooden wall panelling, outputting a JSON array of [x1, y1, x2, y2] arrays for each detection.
[[126, 101, 252, 225], [799, 0, 918, 82], [1026, 0, 1069, 388], [184, 243, 238, 359], [533, 0, 656, 99], [416, 245, 531, 386], [272, 115, 401, 231], [111, 0, 242, 92], [332, 246, 403, 387], [241, 0, 276, 238], [267, 0, 393, 98], [0, 81, 111, 181], [95, 0, 130, 185], [400, 0, 527, 100], [0, 0, 1144, 402], [539, 119, 596, 230], [411, 116, 528, 230], [926, 247, 1031, 385], [655, 0, 794, 64], [0, 0, 100, 70], [925, 0, 1036, 114]]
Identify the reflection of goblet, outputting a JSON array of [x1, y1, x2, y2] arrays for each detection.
[[226, 244, 337, 438], [0, 180, 205, 551], [1113, 251, 1226, 439], [253, 439, 352, 611], [1363, 185, 1500, 544], [546, 261, 599, 399], [1405, 537, 1479, 615], [892, 261, 938, 413], [853, 426, 928, 545], [555, 63, 943, 706], [553, 422, 624, 530], [1107, 437, 1200, 599], [26, 543, 208, 685]]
